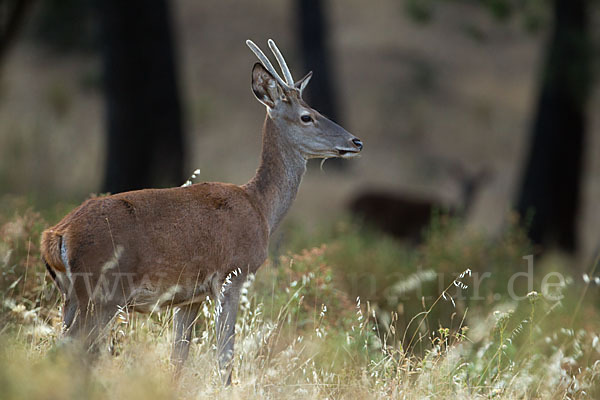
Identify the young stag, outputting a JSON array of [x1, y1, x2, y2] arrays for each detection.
[[40, 39, 363, 384]]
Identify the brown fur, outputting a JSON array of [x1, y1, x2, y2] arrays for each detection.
[[41, 182, 270, 300]]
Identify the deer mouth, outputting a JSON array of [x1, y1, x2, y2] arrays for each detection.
[[336, 148, 361, 158]]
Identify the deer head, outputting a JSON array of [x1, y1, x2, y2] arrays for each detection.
[[247, 39, 363, 160]]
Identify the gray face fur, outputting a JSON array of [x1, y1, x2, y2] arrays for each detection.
[[251, 63, 363, 160]]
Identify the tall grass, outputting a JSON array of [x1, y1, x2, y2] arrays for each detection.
[[1, 204, 599, 399]]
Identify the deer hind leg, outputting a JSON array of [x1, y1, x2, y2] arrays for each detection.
[[64, 268, 126, 353], [45, 261, 79, 331], [62, 285, 79, 330], [171, 302, 201, 374], [215, 272, 244, 386]]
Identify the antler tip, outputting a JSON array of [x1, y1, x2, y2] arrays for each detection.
[[267, 39, 279, 53], [246, 38, 293, 89]]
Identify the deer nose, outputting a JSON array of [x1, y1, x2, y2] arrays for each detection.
[[352, 138, 363, 150]]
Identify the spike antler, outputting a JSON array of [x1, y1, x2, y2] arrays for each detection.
[[246, 39, 295, 90], [267, 39, 294, 85]]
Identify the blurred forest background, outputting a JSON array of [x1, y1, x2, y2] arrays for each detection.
[[1, 0, 599, 261]]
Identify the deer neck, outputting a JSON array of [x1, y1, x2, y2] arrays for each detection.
[[244, 115, 307, 235]]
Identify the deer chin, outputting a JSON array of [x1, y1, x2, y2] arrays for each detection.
[[336, 148, 361, 158]]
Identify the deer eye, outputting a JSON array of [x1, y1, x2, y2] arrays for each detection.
[[300, 114, 313, 123]]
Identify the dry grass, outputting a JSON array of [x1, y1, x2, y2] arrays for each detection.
[[1, 206, 599, 399]]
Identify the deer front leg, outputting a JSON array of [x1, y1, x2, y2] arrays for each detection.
[[215, 275, 243, 386], [171, 302, 201, 373]]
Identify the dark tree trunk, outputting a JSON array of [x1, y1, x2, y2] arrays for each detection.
[[297, 0, 345, 169], [516, 0, 590, 253], [98, 0, 184, 194], [297, 0, 338, 121], [0, 0, 35, 65]]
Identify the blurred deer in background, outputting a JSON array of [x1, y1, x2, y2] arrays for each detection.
[[349, 162, 490, 242], [40, 39, 363, 385]]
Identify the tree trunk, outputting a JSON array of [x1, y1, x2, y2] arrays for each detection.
[[516, 0, 590, 253], [297, 0, 345, 169], [0, 0, 36, 65], [98, 0, 184, 194], [297, 0, 339, 121]]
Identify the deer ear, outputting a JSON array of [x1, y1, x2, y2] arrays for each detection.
[[251, 63, 280, 108], [295, 71, 312, 95]]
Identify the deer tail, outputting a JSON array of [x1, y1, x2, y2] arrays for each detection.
[[41, 229, 67, 273]]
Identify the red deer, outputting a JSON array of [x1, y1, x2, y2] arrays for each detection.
[[40, 39, 363, 384], [349, 165, 490, 242]]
